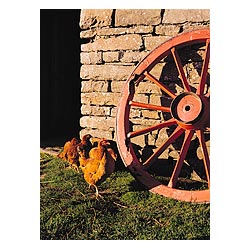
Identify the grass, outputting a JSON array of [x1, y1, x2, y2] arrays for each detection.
[[40, 153, 210, 240]]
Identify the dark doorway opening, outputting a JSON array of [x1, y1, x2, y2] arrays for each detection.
[[40, 9, 81, 147]]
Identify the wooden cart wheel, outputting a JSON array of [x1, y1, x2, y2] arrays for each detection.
[[116, 29, 210, 203]]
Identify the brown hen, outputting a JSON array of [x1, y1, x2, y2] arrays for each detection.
[[77, 134, 93, 158], [58, 134, 92, 172], [58, 137, 78, 161], [78, 139, 116, 198]]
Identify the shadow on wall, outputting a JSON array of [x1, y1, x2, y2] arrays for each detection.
[[40, 9, 81, 147]]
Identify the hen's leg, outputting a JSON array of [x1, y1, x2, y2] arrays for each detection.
[[71, 163, 80, 173], [93, 184, 104, 200]]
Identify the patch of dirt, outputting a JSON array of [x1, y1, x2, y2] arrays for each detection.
[[40, 147, 62, 157]]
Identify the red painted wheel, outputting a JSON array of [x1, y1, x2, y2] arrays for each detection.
[[116, 29, 210, 203]]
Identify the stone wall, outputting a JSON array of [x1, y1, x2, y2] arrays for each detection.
[[79, 9, 210, 141]]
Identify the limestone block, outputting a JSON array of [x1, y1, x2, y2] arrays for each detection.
[[79, 9, 113, 30], [81, 34, 143, 52], [81, 80, 108, 93], [80, 104, 111, 116], [80, 64, 134, 81], [115, 9, 161, 26], [80, 115, 115, 130], [80, 52, 103, 65], [81, 92, 121, 106], [144, 36, 170, 51], [80, 128, 113, 140], [162, 9, 210, 24]]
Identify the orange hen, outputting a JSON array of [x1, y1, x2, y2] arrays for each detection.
[[89, 138, 117, 161], [78, 139, 116, 198]]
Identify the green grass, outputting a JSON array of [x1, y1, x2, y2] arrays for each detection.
[[40, 153, 210, 240]]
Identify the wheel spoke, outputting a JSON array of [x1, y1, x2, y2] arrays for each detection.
[[196, 39, 210, 96], [168, 130, 194, 188], [144, 71, 176, 99], [171, 47, 191, 92], [196, 129, 210, 186], [143, 126, 185, 169], [128, 118, 176, 139], [129, 101, 171, 112]]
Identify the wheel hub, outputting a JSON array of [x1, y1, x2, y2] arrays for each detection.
[[171, 92, 208, 129]]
